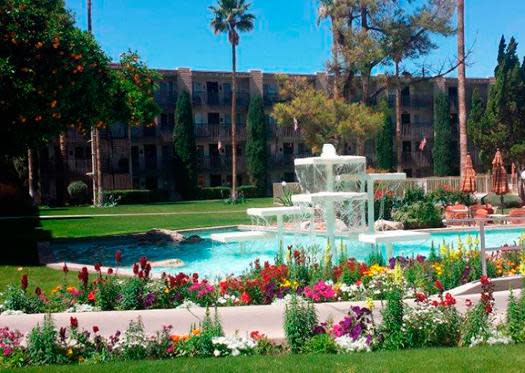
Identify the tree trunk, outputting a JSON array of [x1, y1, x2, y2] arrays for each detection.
[[90, 128, 97, 205], [231, 43, 238, 201], [395, 62, 402, 172], [457, 0, 467, 178], [331, 19, 340, 99], [27, 148, 35, 200], [59, 133, 68, 204], [96, 128, 103, 206]]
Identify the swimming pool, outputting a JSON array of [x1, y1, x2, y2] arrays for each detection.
[[48, 226, 525, 278]]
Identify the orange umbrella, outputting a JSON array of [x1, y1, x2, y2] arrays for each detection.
[[460, 153, 477, 193], [491, 149, 509, 198]]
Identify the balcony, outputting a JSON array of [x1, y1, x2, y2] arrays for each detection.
[[401, 123, 434, 139], [192, 91, 250, 107], [194, 124, 246, 139], [196, 156, 245, 171], [401, 151, 432, 168], [267, 124, 300, 138]]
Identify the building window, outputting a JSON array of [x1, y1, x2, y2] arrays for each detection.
[[401, 113, 410, 125], [210, 174, 222, 187], [283, 143, 294, 155]]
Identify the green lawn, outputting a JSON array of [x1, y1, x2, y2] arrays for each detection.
[[6, 344, 525, 373], [38, 198, 273, 238]]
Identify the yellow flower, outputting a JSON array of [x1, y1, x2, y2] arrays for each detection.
[[365, 297, 375, 310], [17, 267, 23, 272], [164, 287, 170, 294], [393, 263, 403, 285], [432, 263, 443, 276], [191, 328, 201, 336], [440, 243, 448, 257], [67, 347, 73, 357], [52, 286, 62, 294]]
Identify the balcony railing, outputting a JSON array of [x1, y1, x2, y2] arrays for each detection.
[[192, 91, 250, 107], [401, 151, 432, 168], [194, 124, 246, 139], [401, 123, 434, 139], [267, 124, 301, 138], [196, 156, 245, 171]]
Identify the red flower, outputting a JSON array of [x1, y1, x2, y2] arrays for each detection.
[[20, 274, 28, 291], [415, 292, 427, 302], [355, 279, 362, 287], [70, 317, 78, 329], [431, 300, 439, 307], [250, 330, 265, 340], [78, 267, 89, 287], [444, 293, 456, 306], [107, 268, 114, 275], [434, 280, 444, 292], [115, 250, 122, 264], [132, 263, 139, 275], [480, 275, 490, 285], [240, 292, 251, 304], [139, 256, 148, 270], [88, 291, 96, 302], [192, 273, 199, 283], [94, 262, 102, 272], [62, 263, 69, 273], [485, 304, 493, 314], [35, 287, 42, 296], [92, 325, 99, 333], [465, 298, 473, 307]]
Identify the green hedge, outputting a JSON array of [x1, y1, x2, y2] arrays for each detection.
[[197, 185, 258, 200], [103, 189, 172, 204], [483, 193, 522, 208]]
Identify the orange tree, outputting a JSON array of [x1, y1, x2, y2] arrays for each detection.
[[0, 0, 160, 158]]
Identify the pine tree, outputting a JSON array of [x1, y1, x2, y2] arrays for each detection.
[[246, 96, 268, 196], [433, 92, 452, 176], [467, 89, 490, 169], [173, 91, 197, 199], [483, 36, 525, 166], [376, 99, 395, 170]]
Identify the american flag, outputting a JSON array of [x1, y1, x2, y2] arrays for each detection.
[[293, 117, 299, 132], [418, 137, 427, 151]]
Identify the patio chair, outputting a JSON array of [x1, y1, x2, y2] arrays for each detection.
[[508, 208, 525, 224]]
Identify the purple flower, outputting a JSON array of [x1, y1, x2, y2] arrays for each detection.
[[143, 292, 156, 308]]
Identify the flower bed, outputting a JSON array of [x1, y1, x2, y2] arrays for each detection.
[[1, 276, 524, 368], [1, 239, 525, 315]]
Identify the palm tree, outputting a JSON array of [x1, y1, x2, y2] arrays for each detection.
[[457, 0, 467, 178], [209, 0, 255, 201]]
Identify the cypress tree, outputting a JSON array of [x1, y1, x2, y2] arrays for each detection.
[[246, 96, 268, 196], [467, 89, 491, 169], [173, 91, 197, 199], [433, 92, 452, 176], [376, 98, 395, 170]]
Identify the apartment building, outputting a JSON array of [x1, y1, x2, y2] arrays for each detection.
[[35, 68, 492, 204]]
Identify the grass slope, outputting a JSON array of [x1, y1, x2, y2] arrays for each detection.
[[6, 344, 525, 373]]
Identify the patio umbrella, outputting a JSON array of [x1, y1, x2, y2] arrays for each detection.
[[460, 153, 477, 194], [491, 149, 509, 206]]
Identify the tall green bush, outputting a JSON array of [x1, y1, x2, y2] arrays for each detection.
[[433, 92, 452, 176], [376, 99, 395, 170], [246, 96, 268, 196], [173, 91, 197, 199], [284, 296, 318, 353]]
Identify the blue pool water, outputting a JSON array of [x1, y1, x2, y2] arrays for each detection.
[[49, 227, 525, 278]]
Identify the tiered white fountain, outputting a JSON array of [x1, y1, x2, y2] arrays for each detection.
[[211, 144, 429, 257]]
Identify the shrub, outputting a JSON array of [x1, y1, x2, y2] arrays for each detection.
[[102, 189, 151, 205], [401, 186, 426, 205], [3, 285, 45, 314], [392, 201, 442, 229], [27, 315, 65, 365], [506, 289, 525, 343], [197, 186, 231, 200], [185, 307, 224, 357], [483, 193, 522, 208], [428, 188, 473, 206], [120, 278, 145, 310], [119, 317, 148, 360], [95, 277, 120, 311], [284, 296, 318, 353], [238, 185, 258, 198], [380, 288, 405, 350], [302, 333, 337, 354], [67, 181, 88, 205]]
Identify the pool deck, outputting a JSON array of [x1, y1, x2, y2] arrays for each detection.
[[0, 289, 520, 341]]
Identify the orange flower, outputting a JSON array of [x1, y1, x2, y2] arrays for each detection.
[[191, 328, 201, 336]]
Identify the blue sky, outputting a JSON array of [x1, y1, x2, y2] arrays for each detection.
[[64, 0, 525, 78]]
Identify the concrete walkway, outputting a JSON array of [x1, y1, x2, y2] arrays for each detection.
[[0, 290, 518, 340]]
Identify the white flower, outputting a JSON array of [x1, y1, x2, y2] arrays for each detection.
[[335, 335, 371, 352], [281, 181, 287, 187], [66, 303, 100, 313], [176, 300, 200, 309], [0, 309, 25, 316], [213, 349, 221, 357]]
